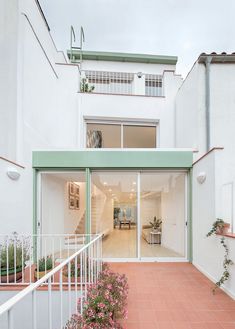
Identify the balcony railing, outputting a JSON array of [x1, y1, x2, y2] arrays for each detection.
[[0, 234, 102, 329], [81, 70, 164, 96], [0, 234, 101, 285]]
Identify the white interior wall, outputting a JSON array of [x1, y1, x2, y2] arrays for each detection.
[[41, 175, 64, 235], [192, 149, 235, 299], [161, 174, 185, 255], [91, 185, 113, 234], [140, 196, 161, 226]]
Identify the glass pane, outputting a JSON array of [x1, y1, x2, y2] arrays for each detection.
[[87, 123, 121, 148], [91, 172, 138, 258], [41, 172, 86, 235], [123, 125, 156, 148], [140, 172, 186, 258]]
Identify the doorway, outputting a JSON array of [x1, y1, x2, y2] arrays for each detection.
[[90, 171, 188, 261]]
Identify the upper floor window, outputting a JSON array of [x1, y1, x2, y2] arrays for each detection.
[[86, 121, 157, 148], [145, 74, 163, 97]]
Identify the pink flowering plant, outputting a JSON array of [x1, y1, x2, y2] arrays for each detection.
[[64, 263, 129, 329]]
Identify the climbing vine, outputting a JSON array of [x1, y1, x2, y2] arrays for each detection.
[[206, 219, 233, 294]]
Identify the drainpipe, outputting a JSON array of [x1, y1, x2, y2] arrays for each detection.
[[204, 56, 212, 152]]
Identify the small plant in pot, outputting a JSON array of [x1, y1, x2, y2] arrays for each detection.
[[63, 259, 80, 283], [207, 218, 230, 236], [206, 218, 233, 293], [149, 216, 162, 232], [0, 233, 29, 283], [34, 256, 53, 281]]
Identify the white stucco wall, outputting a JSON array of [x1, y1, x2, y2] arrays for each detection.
[[0, 0, 19, 160], [79, 70, 182, 148], [0, 159, 29, 234], [175, 62, 206, 157], [193, 149, 235, 299], [0, 0, 79, 234]]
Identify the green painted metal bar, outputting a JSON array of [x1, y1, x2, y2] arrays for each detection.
[[188, 168, 193, 262], [85, 168, 91, 236], [33, 169, 37, 262], [33, 150, 193, 169], [67, 50, 178, 65]]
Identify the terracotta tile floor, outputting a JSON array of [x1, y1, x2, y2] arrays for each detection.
[[110, 263, 235, 329]]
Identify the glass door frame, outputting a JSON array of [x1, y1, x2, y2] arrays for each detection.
[[90, 169, 189, 262], [138, 170, 189, 262]]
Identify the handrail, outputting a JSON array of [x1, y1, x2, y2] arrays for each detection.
[[0, 233, 102, 316], [0, 156, 25, 169]]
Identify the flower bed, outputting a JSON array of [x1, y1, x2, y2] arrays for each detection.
[[64, 264, 129, 329]]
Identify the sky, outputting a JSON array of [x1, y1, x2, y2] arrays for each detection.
[[40, 0, 235, 78]]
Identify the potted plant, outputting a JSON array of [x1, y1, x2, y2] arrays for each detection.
[[34, 256, 53, 281], [207, 218, 230, 236], [63, 259, 82, 283], [80, 78, 95, 93], [149, 216, 162, 232], [0, 233, 29, 283], [206, 219, 233, 293]]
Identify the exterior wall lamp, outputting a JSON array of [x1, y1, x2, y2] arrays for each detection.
[[197, 172, 206, 184], [6, 167, 21, 180], [137, 72, 143, 78]]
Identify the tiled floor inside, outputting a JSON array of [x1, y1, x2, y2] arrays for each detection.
[[103, 228, 182, 258], [110, 262, 235, 329]]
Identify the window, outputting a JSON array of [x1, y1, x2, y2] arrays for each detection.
[[86, 123, 121, 148], [123, 125, 156, 148], [86, 121, 157, 148], [145, 74, 163, 96]]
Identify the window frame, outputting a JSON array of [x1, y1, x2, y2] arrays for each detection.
[[85, 119, 159, 149]]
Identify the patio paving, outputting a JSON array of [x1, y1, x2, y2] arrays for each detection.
[[110, 262, 235, 329]]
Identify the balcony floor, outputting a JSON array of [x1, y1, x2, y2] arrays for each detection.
[[110, 262, 235, 329]]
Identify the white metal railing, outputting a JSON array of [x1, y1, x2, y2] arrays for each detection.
[[0, 234, 102, 329], [81, 70, 164, 96], [0, 234, 99, 285], [83, 70, 134, 95], [145, 74, 164, 96]]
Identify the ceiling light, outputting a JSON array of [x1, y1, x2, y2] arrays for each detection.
[[103, 182, 107, 186], [131, 188, 135, 192], [133, 182, 136, 185]]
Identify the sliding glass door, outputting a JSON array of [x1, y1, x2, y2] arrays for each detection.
[[91, 171, 138, 258], [90, 170, 188, 260], [140, 172, 187, 259]]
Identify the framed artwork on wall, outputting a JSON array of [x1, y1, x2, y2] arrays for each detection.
[[74, 183, 80, 197], [75, 197, 80, 210], [69, 196, 75, 209], [68, 182, 80, 210], [69, 182, 75, 195]]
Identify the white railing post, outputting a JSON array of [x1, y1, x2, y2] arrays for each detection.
[[0, 234, 102, 328], [32, 290, 37, 329], [59, 269, 63, 328], [8, 309, 13, 329], [48, 277, 52, 329]]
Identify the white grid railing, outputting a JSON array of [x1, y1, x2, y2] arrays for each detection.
[[145, 74, 164, 96], [0, 234, 102, 329], [83, 70, 134, 95], [81, 70, 164, 96]]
